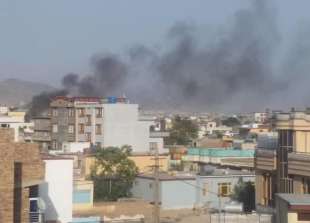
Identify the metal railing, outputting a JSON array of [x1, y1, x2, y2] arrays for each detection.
[[29, 212, 44, 223]]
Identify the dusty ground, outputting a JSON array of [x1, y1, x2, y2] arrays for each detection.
[[73, 200, 272, 223], [73, 200, 210, 222]]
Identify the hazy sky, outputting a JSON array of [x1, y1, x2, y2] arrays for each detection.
[[0, 0, 310, 86]]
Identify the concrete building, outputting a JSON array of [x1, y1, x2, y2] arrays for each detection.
[[0, 110, 34, 142], [255, 111, 310, 210], [131, 168, 255, 211], [37, 96, 166, 153], [32, 116, 51, 151], [254, 112, 268, 123], [0, 129, 45, 223], [196, 168, 255, 209], [83, 152, 170, 177], [131, 173, 196, 210], [183, 148, 255, 169], [39, 155, 73, 223], [275, 193, 310, 223]]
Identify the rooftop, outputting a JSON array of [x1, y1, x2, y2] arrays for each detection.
[[199, 167, 254, 177], [137, 172, 195, 181], [276, 193, 310, 206], [187, 148, 255, 158]]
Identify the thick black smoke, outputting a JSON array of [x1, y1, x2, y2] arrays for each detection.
[[28, 0, 310, 116], [27, 89, 68, 118]]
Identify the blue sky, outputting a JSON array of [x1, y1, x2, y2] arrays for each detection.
[[0, 0, 310, 85]]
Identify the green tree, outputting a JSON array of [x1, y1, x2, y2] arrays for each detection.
[[90, 145, 138, 201], [222, 117, 241, 127], [165, 116, 198, 145], [231, 178, 255, 212]]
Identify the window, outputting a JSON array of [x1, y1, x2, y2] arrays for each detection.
[[298, 212, 310, 221], [52, 124, 58, 133], [96, 124, 102, 135], [52, 140, 57, 150], [302, 177, 310, 194], [68, 125, 74, 134], [96, 108, 103, 117], [52, 108, 58, 117], [203, 183, 208, 196], [86, 115, 92, 125], [150, 142, 158, 151], [78, 108, 85, 117], [96, 142, 101, 148], [68, 108, 74, 117], [218, 183, 231, 197], [86, 133, 91, 142], [78, 124, 84, 134]]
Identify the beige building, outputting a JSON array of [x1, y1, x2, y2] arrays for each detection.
[[83, 153, 169, 177], [0, 129, 45, 223], [255, 111, 310, 209]]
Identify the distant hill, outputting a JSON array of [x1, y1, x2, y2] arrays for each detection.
[[0, 78, 56, 106]]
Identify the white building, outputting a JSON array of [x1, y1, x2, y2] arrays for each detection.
[[39, 156, 73, 223], [0, 111, 33, 142], [49, 97, 166, 153], [254, 112, 268, 123]]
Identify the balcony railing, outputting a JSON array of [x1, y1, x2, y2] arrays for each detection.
[[149, 131, 170, 138], [29, 212, 44, 223]]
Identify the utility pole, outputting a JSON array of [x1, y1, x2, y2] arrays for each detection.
[[153, 143, 160, 223]]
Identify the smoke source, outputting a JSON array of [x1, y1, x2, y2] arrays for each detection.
[[29, 0, 310, 116]]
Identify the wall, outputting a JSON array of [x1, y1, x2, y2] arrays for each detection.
[[196, 175, 255, 209], [62, 142, 90, 153], [39, 159, 73, 223], [275, 196, 288, 223], [129, 155, 169, 173], [161, 180, 196, 209], [131, 177, 156, 203], [294, 131, 310, 153], [103, 104, 154, 153], [0, 129, 45, 223], [131, 177, 196, 210], [73, 180, 94, 210]]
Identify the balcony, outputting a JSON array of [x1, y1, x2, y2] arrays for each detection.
[[29, 211, 44, 223], [255, 149, 277, 171], [149, 131, 170, 138], [32, 132, 51, 141], [288, 152, 310, 177]]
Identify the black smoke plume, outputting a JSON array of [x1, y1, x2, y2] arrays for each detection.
[[28, 0, 310, 116]]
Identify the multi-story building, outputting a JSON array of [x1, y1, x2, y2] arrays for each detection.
[[32, 116, 51, 151], [254, 112, 268, 123], [38, 96, 165, 153], [0, 110, 34, 142], [255, 110, 310, 209], [0, 128, 45, 223], [0, 128, 74, 223]]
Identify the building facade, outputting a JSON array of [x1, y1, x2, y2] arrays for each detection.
[[39, 156, 73, 223], [0, 129, 45, 223], [196, 168, 255, 209], [131, 173, 196, 210], [255, 111, 310, 209], [35, 96, 165, 153]]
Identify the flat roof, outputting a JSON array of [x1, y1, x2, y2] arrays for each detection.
[[277, 193, 310, 205], [41, 154, 74, 160], [137, 172, 195, 181], [199, 168, 255, 177]]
